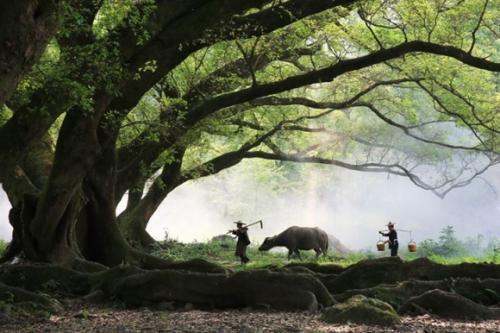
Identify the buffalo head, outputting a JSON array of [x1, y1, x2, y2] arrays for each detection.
[[259, 237, 274, 251]]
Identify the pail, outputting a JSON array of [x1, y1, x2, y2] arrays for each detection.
[[408, 241, 417, 252], [376, 241, 385, 251]]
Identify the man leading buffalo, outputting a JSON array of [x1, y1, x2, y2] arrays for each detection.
[[230, 221, 251, 264]]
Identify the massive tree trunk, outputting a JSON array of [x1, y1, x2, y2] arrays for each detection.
[[78, 125, 132, 266], [0, 134, 53, 262], [117, 149, 185, 248], [0, 0, 60, 106]]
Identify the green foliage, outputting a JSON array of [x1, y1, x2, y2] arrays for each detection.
[[152, 237, 367, 270], [0, 106, 12, 126], [2, 0, 498, 264], [151, 227, 500, 270], [402, 226, 500, 264], [0, 239, 7, 257]]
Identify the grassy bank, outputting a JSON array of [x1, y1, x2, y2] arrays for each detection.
[[150, 237, 500, 270], [152, 225, 499, 268], [0, 239, 7, 256]]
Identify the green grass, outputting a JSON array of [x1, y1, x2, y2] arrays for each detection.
[[151, 239, 500, 269], [0, 239, 7, 257], [0, 237, 497, 267], [151, 239, 372, 270]]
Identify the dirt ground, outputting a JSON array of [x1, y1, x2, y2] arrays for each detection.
[[1, 305, 499, 333]]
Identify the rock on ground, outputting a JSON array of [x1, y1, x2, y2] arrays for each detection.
[[322, 295, 401, 326]]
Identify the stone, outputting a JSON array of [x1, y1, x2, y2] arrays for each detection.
[[321, 295, 401, 326]]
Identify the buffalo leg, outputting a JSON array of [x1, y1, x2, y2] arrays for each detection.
[[294, 249, 302, 260], [287, 248, 293, 260]]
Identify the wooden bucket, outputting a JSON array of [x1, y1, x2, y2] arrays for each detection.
[[408, 241, 417, 252], [376, 241, 385, 251]]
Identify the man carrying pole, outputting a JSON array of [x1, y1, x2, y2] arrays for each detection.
[[379, 222, 399, 257], [230, 221, 251, 264]]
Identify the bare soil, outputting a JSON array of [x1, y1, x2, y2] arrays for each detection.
[[1, 304, 499, 333]]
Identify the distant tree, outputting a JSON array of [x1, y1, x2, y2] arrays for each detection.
[[436, 226, 464, 257]]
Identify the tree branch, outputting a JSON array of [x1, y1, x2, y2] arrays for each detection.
[[186, 40, 500, 125]]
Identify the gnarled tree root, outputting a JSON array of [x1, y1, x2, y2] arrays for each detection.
[[334, 278, 500, 308], [2, 258, 500, 314], [399, 289, 500, 320], [103, 269, 334, 311], [283, 263, 345, 275], [0, 264, 91, 295], [0, 282, 62, 313], [326, 257, 500, 293], [0, 264, 333, 311]]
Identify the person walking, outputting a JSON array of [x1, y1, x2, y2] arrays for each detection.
[[231, 221, 251, 264], [379, 222, 399, 257]]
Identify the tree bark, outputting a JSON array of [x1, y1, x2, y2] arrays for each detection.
[[117, 149, 185, 248], [23, 105, 103, 263], [79, 124, 132, 266], [0, 0, 60, 105]]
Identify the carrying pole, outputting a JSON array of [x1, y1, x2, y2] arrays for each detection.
[[245, 219, 263, 229]]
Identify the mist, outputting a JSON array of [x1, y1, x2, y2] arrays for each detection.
[[137, 162, 500, 250], [2, 162, 499, 250]]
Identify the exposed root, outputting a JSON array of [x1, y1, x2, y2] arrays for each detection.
[[1, 257, 499, 315], [128, 250, 228, 273], [399, 289, 500, 320], [334, 278, 500, 308], [326, 257, 500, 293], [284, 263, 345, 275], [0, 264, 90, 296], [161, 258, 231, 274], [0, 282, 62, 314], [105, 269, 334, 311]]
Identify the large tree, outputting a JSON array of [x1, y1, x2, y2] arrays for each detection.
[[0, 0, 61, 105], [0, 0, 498, 266]]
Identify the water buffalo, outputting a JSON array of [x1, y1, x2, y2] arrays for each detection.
[[259, 226, 329, 260]]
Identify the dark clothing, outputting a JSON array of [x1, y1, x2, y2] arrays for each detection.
[[390, 242, 399, 256], [232, 227, 250, 264], [382, 229, 398, 257], [235, 241, 247, 256], [234, 228, 250, 246]]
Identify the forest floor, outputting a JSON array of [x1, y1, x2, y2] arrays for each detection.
[[2, 302, 500, 333], [1, 239, 500, 332]]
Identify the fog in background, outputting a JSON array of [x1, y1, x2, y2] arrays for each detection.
[[141, 162, 500, 250], [1, 162, 499, 250]]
